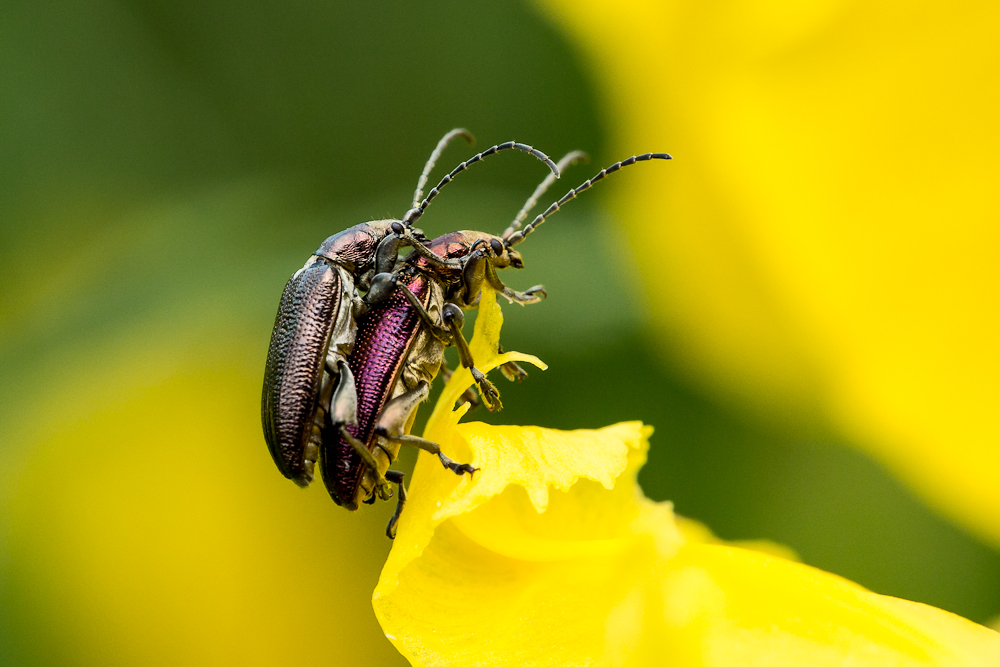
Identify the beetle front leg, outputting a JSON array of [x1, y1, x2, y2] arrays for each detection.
[[385, 470, 408, 539], [401, 230, 464, 272], [338, 426, 392, 501], [390, 277, 452, 341], [442, 303, 501, 410], [499, 284, 546, 306]]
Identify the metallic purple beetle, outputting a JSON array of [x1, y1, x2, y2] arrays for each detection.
[[262, 130, 559, 489], [317, 147, 672, 537]]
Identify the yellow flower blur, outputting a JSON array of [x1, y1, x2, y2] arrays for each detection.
[[373, 290, 1000, 666], [534, 0, 1000, 547]]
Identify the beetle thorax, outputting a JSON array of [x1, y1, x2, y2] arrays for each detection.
[[313, 220, 397, 271]]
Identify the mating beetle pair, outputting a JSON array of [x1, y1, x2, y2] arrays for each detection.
[[262, 129, 670, 537]]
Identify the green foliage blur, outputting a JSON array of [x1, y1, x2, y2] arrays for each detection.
[[1, 1, 997, 665]]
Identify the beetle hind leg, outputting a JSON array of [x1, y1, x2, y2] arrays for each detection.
[[339, 426, 392, 501]]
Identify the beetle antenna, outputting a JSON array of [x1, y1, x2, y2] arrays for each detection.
[[403, 142, 560, 227], [411, 128, 475, 210], [502, 150, 588, 241], [506, 152, 672, 246]]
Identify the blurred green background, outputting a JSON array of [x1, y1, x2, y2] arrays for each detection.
[[1, 1, 997, 665]]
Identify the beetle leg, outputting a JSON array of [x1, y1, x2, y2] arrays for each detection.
[[442, 303, 502, 410], [372, 383, 477, 474], [385, 470, 408, 539], [328, 360, 359, 426], [393, 280, 452, 342], [338, 426, 392, 501], [365, 272, 398, 305], [441, 358, 481, 407], [497, 343, 529, 382], [351, 293, 368, 319], [375, 428, 478, 476], [400, 230, 464, 271], [499, 284, 547, 306], [373, 233, 403, 275], [461, 250, 490, 305], [376, 382, 430, 438]]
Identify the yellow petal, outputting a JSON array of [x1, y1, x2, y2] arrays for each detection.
[[376, 418, 1000, 666], [536, 0, 1000, 547], [374, 288, 1000, 666]]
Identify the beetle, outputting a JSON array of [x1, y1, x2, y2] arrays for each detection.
[[261, 129, 559, 489], [318, 148, 673, 537]]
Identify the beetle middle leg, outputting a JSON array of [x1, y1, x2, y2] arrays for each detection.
[[376, 429, 478, 476], [375, 384, 477, 475]]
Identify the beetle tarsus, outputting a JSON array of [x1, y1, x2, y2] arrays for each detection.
[[438, 452, 478, 476], [499, 360, 528, 382], [471, 367, 502, 411], [501, 284, 546, 305]]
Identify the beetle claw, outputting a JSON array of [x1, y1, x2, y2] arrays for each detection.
[[438, 452, 478, 476], [478, 379, 502, 411], [499, 360, 528, 383]]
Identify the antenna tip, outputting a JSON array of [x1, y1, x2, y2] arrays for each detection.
[[656, 152, 673, 159]]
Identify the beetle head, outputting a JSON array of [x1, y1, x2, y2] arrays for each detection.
[[462, 231, 524, 270]]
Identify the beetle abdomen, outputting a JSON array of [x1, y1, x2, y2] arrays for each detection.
[[262, 261, 342, 485]]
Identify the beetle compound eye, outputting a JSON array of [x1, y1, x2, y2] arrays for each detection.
[[489, 238, 503, 256], [391, 221, 404, 235]]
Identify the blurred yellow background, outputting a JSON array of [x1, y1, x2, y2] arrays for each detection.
[[540, 0, 1000, 550], [1, 1, 997, 665]]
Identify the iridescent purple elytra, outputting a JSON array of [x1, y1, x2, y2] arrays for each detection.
[[320, 272, 431, 508]]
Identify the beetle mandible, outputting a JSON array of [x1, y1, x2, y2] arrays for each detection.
[[261, 129, 559, 488], [320, 147, 673, 537]]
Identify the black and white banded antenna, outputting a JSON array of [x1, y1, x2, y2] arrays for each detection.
[[402, 142, 560, 228], [506, 152, 672, 247], [502, 150, 589, 241], [411, 128, 475, 212]]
